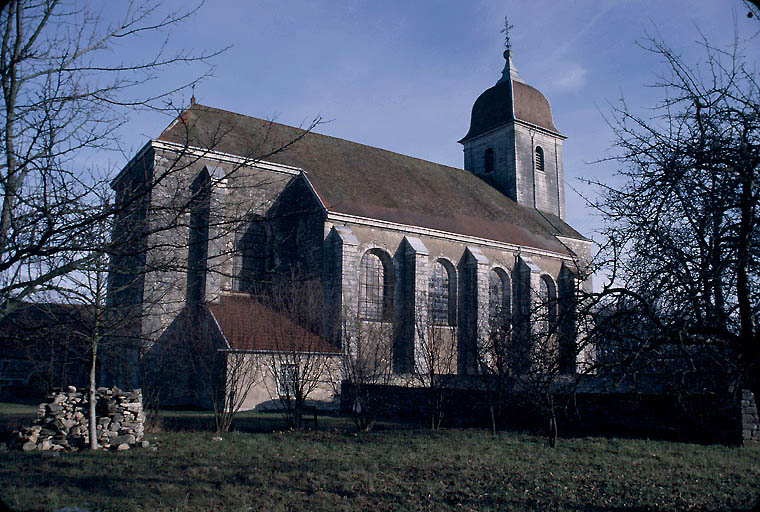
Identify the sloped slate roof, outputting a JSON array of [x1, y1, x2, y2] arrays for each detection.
[[460, 80, 559, 142], [159, 104, 584, 254], [513, 81, 559, 133], [460, 80, 513, 143], [208, 294, 338, 353]]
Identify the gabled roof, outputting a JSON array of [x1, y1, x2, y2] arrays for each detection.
[[159, 104, 585, 255], [208, 294, 338, 353]]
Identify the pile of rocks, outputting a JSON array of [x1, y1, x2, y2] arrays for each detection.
[[9, 386, 146, 452], [742, 389, 759, 444]]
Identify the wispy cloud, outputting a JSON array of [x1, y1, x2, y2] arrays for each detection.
[[553, 62, 588, 91], [550, 2, 617, 61], [542, 2, 616, 93]]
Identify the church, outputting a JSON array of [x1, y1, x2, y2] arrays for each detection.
[[108, 46, 593, 410]]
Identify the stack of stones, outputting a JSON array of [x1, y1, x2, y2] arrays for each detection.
[[9, 386, 146, 452], [742, 389, 759, 445]]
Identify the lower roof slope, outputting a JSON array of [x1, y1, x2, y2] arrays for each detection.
[[209, 294, 337, 353], [159, 104, 585, 255]]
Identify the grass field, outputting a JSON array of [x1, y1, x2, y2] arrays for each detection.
[[1, 403, 759, 511]]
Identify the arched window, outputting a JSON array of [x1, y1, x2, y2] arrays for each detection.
[[429, 260, 455, 326], [535, 146, 545, 173], [238, 216, 270, 291], [359, 250, 394, 321], [187, 169, 211, 305], [484, 147, 494, 174], [489, 269, 511, 331], [558, 266, 577, 374], [538, 274, 557, 334]]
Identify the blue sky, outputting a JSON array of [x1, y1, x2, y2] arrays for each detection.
[[115, 0, 758, 245]]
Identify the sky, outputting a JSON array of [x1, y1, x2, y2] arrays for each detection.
[[111, 0, 759, 254]]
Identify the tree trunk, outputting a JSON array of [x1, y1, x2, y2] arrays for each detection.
[[89, 341, 98, 450], [294, 395, 303, 429], [549, 416, 557, 448]]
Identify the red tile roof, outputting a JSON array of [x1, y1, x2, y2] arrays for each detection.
[[208, 294, 339, 353]]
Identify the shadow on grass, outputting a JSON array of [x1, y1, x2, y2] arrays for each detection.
[[156, 409, 419, 435], [157, 410, 342, 433], [578, 507, 754, 512]]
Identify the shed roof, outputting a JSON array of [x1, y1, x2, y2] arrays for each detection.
[[208, 294, 338, 353], [159, 104, 585, 254]]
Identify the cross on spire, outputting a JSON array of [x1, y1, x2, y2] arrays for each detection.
[[500, 16, 514, 50]]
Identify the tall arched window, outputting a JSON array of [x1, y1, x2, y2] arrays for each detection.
[[489, 269, 511, 331], [558, 266, 577, 374], [238, 216, 270, 292], [535, 146, 545, 173], [538, 274, 557, 334], [429, 260, 455, 326], [359, 250, 394, 321], [484, 147, 494, 174], [187, 169, 211, 305]]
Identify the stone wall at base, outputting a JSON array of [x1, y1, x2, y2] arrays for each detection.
[[9, 386, 145, 452], [341, 379, 760, 446]]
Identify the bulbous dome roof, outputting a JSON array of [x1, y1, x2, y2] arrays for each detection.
[[460, 52, 560, 142]]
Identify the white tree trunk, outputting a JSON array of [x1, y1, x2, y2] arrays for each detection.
[[89, 341, 98, 450]]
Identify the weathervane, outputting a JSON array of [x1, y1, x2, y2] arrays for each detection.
[[500, 16, 514, 50]]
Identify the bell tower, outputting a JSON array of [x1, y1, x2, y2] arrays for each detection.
[[459, 27, 567, 220]]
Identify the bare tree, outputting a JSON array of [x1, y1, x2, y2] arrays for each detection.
[[338, 308, 394, 431], [478, 263, 594, 446], [0, 302, 90, 397], [175, 306, 262, 433], [0, 0, 219, 321], [39, 202, 126, 449], [253, 278, 338, 429], [0, 0, 325, 426], [57, 238, 111, 450], [41, 187, 183, 447], [479, 288, 514, 435], [583, 32, 760, 436], [407, 292, 458, 430], [216, 350, 262, 432]]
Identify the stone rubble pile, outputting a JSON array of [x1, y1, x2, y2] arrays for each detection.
[[8, 386, 146, 452], [742, 389, 759, 444]]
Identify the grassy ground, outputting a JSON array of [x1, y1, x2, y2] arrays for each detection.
[[0, 403, 758, 511]]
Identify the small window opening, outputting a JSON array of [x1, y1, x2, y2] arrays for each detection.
[[484, 148, 494, 174], [535, 146, 545, 173], [359, 250, 394, 321], [429, 261, 455, 326]]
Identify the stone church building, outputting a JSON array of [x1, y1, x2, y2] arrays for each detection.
[[108, 48, 592, 409]]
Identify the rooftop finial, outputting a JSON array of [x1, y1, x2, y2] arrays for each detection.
[[497, 16, 523, 84], [501, 16, 514, 51], [191, 84, 196, 105]]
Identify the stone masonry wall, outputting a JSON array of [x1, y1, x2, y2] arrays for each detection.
[[342, 380, 760, 446], [742, 389, 759, 443], [9, 386, 145, 452]]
